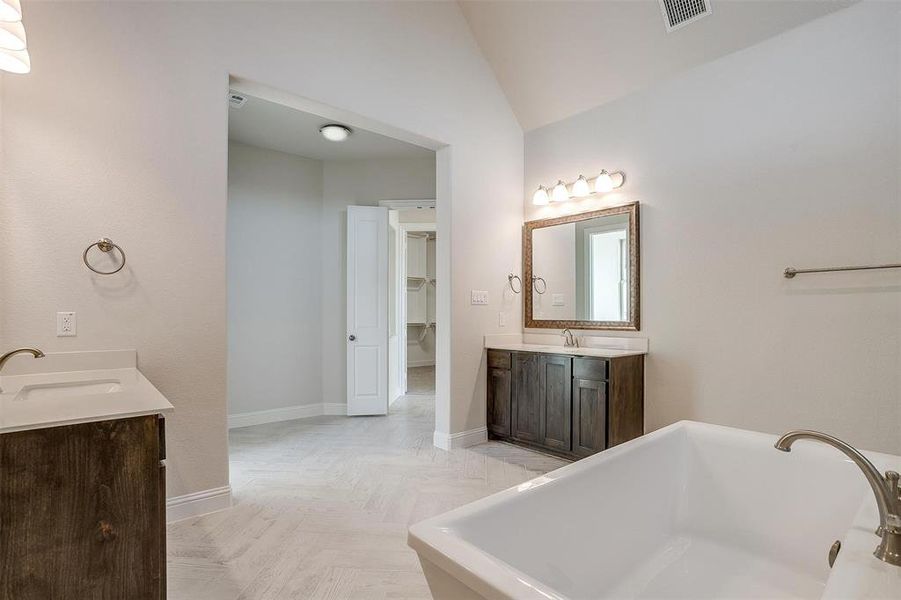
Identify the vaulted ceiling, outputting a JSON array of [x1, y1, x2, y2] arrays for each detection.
[[460, 0, 856, 131]]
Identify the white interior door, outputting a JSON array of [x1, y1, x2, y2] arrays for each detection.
[[347, 206, 389, 415]]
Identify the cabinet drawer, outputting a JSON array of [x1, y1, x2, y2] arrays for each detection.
[[487, 350, 511, 370], [573, 357, 607, 380]]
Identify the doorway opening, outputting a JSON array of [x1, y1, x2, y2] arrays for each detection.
[[225, 83, 441, 434], [383, 202, 436, 400]]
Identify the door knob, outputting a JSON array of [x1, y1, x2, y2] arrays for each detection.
[[349, 335, 356, 341]]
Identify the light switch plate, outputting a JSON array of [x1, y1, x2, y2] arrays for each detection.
[[552, 293, 565, 306], [498, 312, 506, 327], [470, 290, 489, 305], [57, 311, 76, 337]]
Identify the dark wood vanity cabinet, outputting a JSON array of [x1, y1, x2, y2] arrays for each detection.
[[0, 415, 167, 600], [487, 349, 643, 460]]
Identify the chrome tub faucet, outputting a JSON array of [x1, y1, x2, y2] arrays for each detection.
[[775, 429, 901, 567]]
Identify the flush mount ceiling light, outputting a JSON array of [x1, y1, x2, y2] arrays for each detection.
[[532, 169, 625, 205], [0, 0, 21, 22], [319, 124, 352, 142], [532, 186, 549, 206]]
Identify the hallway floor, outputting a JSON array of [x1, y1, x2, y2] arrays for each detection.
[[405, 365, 435, 395], [167, 394, 567, 599]]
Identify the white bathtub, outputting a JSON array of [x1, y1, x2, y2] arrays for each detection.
[[408, 421, 901, 599]]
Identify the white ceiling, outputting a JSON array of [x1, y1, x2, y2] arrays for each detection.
[[228, 94, 434, 161], [460, 0, 856, 131]]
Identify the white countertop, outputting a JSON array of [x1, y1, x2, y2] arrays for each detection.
[[484, 333, 648, 358], [486, 342, 646, 358], [0, 350, 173, 434]]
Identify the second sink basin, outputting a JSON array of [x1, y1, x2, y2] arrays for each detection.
[[14, 379, 122, 401]]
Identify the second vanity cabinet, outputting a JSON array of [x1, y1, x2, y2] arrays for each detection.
[[0, 415, 167, 599], [488, 349, 644, 460]]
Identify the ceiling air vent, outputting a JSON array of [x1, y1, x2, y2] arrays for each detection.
[[659, 0, 711, 32], [228, 92, 247, 109]]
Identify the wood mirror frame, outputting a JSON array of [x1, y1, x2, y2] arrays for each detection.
[[523, 201, 640, 331]]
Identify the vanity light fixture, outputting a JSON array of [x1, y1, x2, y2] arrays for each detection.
[[552, 180, 569, 203], [532, 186, 549, 206], [0, 0, 21, 22], [319, 124, 352, 142], [572, 174, 591, 197], [0, 47, 28, 73], [532, 169, 625, 204], [0, 0, 28, 74], [595, 170, 615, 193], [0, 20, 25, 51]]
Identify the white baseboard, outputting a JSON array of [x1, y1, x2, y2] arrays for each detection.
[[407, 359, 435, 368], [433, 426, 488, 450], [229, 403, 347, 429], [166, 485, 232, 523]]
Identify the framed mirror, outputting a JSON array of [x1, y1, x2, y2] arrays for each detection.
[[524, 202, 639, 330]]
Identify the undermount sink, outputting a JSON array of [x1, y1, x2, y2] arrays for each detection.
[[13, 379, 122, 401]]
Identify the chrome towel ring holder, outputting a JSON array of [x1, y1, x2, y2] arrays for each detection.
[[83, 237, 126, 275], [532, 275, 547, 295], [507, 273, 522, 294]]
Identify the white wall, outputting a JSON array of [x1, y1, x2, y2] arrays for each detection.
[[0, 1, 522, 500], [321, 158, 436, 406], [227, 141, 323, 416], [525, 2, 901, 454]]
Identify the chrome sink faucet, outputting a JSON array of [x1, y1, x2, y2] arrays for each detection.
[[562, 329, 578, 348], [0, 348, 45, 372], [775, 430, 901, 567]]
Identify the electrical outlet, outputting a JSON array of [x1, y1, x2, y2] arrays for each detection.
[[470, 290, 489, 305], [57, 311, 76, 337], [498, 312, 506, 327], [552, 293, 565, 307]]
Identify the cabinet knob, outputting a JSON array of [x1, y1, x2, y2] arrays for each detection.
[[348, 335, 356, 341]]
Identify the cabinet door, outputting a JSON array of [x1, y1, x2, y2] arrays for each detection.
[[0, 416, 161, 599], [573, 378, 607, 457], [539, 354, 572, 451], [487, 367, 512, 437], [511, 352, 541, 443]]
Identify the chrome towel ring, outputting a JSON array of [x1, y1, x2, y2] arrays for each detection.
[[83, 237, 126, 275], [532, 275, 547, 295], [507, 273, 522, 294]]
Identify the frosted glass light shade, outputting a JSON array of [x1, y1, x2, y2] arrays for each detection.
[[0, 20, 25, 51], [319, 124, 351, 142], [572, 175, 590, 197], [0, 47, 29, 73], [0, 0, 21, 22], [552, 180, 569, 202], [532, 186, 549, 206], [595, 170, 614, 193]]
